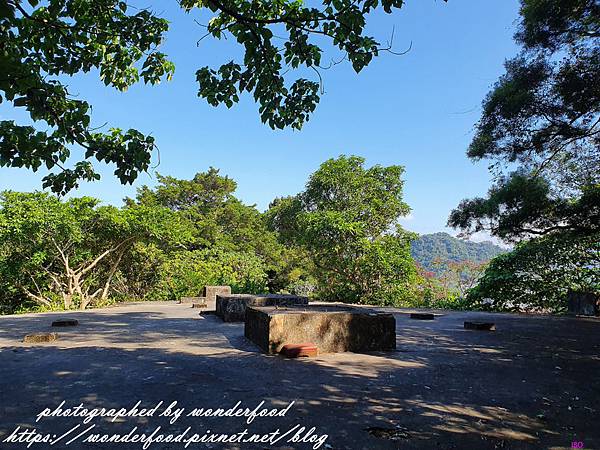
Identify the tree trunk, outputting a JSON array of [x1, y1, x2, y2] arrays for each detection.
[[63, 293, 73, 309], [23, 290, 52, 307], [100, 247, 126, 300], [47, 237, 134, 310]]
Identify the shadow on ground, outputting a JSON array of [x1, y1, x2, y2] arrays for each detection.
[[0, 302, 598, 449]]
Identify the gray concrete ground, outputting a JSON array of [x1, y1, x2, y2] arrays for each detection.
[[0, 302, 598, 450]]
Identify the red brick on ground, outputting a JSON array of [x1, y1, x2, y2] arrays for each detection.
[[280, 343, 318, 358]]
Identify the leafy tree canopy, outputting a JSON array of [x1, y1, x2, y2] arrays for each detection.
[[267, 155, 418, 304], [149, 248, 268, 301], [1, 0, 437, 193], [467, 232, 599, 313], [0, 190, 190, 310], [449, 0, 599, 242], [128, 168, 283, 259], [0, 0, 174, 194]]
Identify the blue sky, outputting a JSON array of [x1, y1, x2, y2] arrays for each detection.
[[0, 0, 521, 238]]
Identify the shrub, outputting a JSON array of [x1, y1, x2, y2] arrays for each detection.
[[467, 232, 599, 313]]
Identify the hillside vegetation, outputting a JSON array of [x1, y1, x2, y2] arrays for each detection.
[[411, 233, 506, 274]]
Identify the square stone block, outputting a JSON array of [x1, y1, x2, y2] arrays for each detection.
[[245, 305, 396, 354], [203, 286, 232, 303], [567, 291, 599, 316], [216, 294, 309, 322]]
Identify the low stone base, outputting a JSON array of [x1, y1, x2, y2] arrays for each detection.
[[216, 294, 309, 322], [245, 305, 396, 354], [51, 319, 78, 327], [567, 291, 599, 316], [180, 296, 216, 311], [464, 321, 496, 331], [411, 313, 434, 320], [23, 332, 58, 343], [179, 296, 206, 304]]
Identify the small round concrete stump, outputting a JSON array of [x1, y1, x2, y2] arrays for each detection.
[[464, 321, 496, 331], [51, 319, 79, 327], [23, 332, 58, 343], [410, 313, 434, 320]]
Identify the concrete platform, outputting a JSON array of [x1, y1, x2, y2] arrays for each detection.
[[245, 304, 396, 354], [0, 302, 599, 449], [215, 294, 309, 322]]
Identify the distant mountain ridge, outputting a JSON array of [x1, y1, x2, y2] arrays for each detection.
[[411, 232, 506, 274]]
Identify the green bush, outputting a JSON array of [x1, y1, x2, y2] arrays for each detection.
[[149, 248, 268, 300], [467, 232, 600, 313]]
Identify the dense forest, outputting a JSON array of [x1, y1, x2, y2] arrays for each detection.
[[0, 157, 423, 313], [2, 156, 596, 316]]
